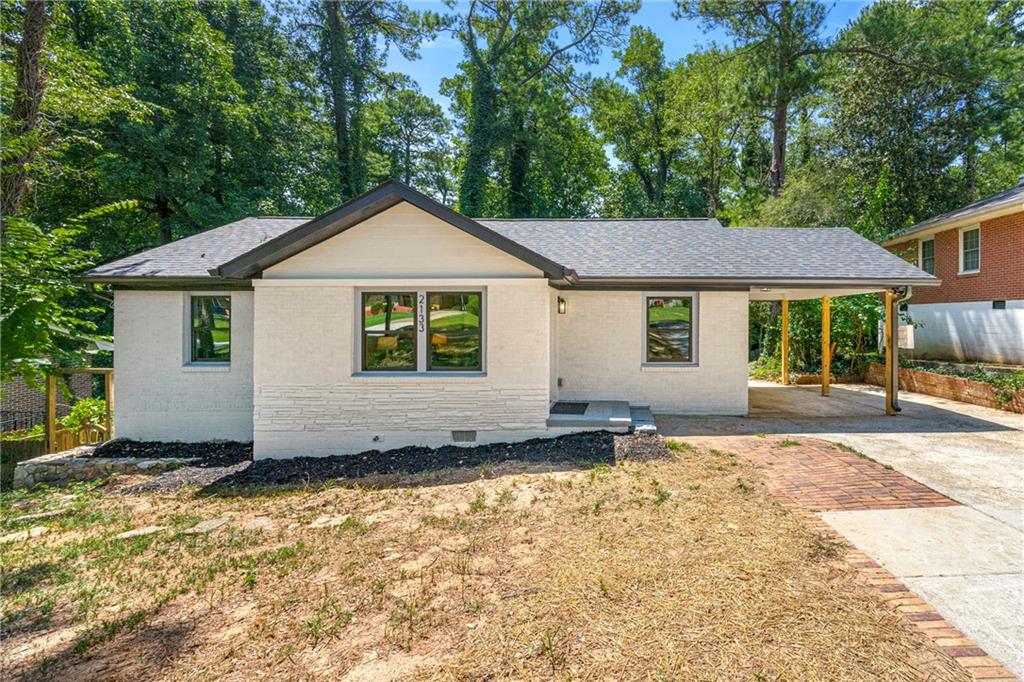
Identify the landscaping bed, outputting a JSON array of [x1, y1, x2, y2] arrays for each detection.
[[93, 439, 252, 465], [0, 436, 968, 681], [120, 431, 667, 494]]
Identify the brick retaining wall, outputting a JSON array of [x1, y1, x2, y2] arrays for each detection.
[[865, 363, 1024, 413]]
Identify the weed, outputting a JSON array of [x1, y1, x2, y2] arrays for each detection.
[[665, 440, 695, 452], [242, 570, 257, 589], [735, 478, 754, 495], [305, 586, 352, 644], [778, 439, 802, 448], [653, 487, 672, 505]]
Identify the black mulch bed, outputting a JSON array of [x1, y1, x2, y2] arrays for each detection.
[[94, 439, 252, 466], [117, 431, 670, 495]]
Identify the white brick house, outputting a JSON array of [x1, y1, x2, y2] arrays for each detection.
[[85, 181, 938, 459]]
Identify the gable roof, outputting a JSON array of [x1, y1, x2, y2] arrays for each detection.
[[211, 180, 573, 280], [883, 178, 1024, 245], [83, 180, 938, 288]]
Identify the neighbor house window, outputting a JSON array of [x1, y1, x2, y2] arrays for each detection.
[[362, 293, 417, 371], [645, 296, 694, 363], [960, 227, 980, 273], [190, 295, 231, 363], [428, 292, 482, 371], [919, 238, 935, 275]]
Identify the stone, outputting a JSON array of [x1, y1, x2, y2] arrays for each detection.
[[182, 517, 230, 535], [1, 525, 49, 543], [243, 516, 276, 532], [13, 508, 70, 523], [309, 514, 351, 529], [114, 525, 166, 540]]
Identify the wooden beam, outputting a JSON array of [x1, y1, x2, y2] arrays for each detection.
[[104, 371, 114, 440], [884, 289, 896, 415], [821, 296, 831, 396], [46, 374, 57, 454], [780, 299, 789, 385]]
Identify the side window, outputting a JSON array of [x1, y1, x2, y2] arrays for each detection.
[[645, 296, 694, 363], [428, 292, 482, 371], [960, 227, 980, 273], [191, 295, 231, 363], [920, 239, 935, 275]]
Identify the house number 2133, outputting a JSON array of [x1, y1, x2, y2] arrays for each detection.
[[418, 293, 426, 332]]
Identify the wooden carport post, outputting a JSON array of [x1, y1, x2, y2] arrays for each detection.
[[821, 296, 831, 396], [884, 289, 897, 415], [780, 299, 789, 385], [46, 374, 58, 454]]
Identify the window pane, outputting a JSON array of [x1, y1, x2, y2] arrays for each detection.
[[647, 297, 692, 362], [363, 293, 417, 370], [191, 296, 231, 362], [921, 240, 935, 275], [428, 292, 482, 370], [962, 229, 979, 271]]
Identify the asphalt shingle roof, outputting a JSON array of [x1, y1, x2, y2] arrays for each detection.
[[85, 217, 307, 279], [480, 219, 934, 281], [889, 180, 1024, 240], [85, 211, 935, 284]]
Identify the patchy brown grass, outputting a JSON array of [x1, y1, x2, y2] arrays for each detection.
[[1, 445, 966, 681]]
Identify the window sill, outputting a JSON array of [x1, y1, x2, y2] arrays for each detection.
[[182, 363, 231, 372], [957, 270, 980, 277], [351, 371, 487, 381], [641, 363, 699, 372]]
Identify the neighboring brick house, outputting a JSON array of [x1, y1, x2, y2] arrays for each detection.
[[1, 375, 93, 432], [883, 177, 1024, 365]]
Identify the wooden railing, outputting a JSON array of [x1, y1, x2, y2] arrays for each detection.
[[45, 368, 114, 455]]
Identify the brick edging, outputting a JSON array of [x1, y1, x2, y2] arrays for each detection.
[[802, 513, 1018, 681]]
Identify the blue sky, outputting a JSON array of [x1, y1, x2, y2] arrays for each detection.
[[387, 0, 873, 111]]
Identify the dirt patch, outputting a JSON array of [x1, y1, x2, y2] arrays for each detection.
[[1, 437, 967, 681]]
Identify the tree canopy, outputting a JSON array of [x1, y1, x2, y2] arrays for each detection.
[[2, 0, 1022, 381]]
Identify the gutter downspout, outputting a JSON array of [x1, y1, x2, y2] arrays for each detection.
[[890, 286, 913, 413]]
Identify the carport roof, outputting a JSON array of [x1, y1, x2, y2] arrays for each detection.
[[83, 180, 939, 289]]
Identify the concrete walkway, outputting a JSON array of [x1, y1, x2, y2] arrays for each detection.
[[657, 382, 1024, 678]]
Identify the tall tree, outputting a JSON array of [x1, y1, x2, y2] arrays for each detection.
[[676, 0, 827, 196], [452, 0, 635, 216], [378, 86, 450, 186], [1, 0, 49, 217]]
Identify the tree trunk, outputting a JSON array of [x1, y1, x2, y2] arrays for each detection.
[[507, 110, 531, 218], [963, 92, 977, 201], [458, 67, 496, 216], [769, 97, 789, 197], [1, 0, 50, 218], [403, 139, 412, 185], [323, 0, 352, 198]]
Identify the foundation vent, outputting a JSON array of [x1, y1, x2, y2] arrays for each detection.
[[452, 430, 477, 443]]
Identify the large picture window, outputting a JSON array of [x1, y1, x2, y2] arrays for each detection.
[[362, 293, 417, 371], [191, 295, 231, 363], [645, 296, 693, 363], [428, 292, 482, 371]]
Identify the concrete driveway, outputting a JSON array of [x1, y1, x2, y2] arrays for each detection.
[[657, 382, 1024, 677]]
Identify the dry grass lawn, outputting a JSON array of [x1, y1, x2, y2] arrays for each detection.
[[1, 440, 967, 681]]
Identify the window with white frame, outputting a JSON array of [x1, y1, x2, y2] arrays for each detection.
[[644, 295, 696, 364], [959, 227, 980, 273], [360, 290, 483, 372], [919, 238, 935, 275], [189, 295, 231, 363]]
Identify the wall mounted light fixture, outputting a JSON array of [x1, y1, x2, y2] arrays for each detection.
[[557, 296, 567, 314]]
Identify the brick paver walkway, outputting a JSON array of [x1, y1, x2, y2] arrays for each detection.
[[683, 435, 959, 512]]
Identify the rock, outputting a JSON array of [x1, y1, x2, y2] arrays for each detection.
[[114, 525, 166, 540], [1, 525, 49, 543], [243, 516, 275, 532], [182, 517, 230, 535], [309, 514, 351, 529], [12, 508, 69, 523]]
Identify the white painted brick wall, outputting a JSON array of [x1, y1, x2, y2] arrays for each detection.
[[252, 281, 552, 458], [553, 290, 749, 414], [906, 300, 1024, 364], [113, 290, 254, 441]]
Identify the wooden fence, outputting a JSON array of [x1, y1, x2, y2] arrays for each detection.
[[46, 368, 114, 455]]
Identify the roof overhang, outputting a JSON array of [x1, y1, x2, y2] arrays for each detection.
[[882, 199, 1024, 246], [210, 180, 576, 281], [555, 276, 940, 291], [78, 276, 253, 289]]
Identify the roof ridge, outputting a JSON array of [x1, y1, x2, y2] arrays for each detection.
[[479, 217, 715, 222], [255, 216, 314, 220]]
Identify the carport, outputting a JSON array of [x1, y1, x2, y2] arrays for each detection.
[[749, 284, 915, 415]]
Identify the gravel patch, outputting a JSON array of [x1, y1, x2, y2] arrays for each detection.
[[117, 431, 669, 494]]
